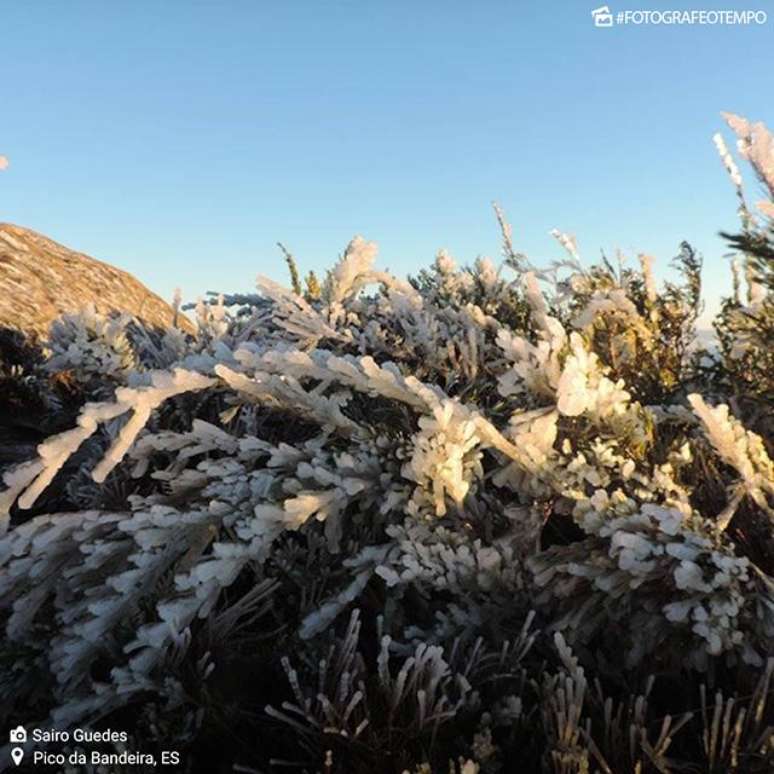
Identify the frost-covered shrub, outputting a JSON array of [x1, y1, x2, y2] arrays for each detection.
[[46, 304, 190, 385], [0, 115, 773, 773]]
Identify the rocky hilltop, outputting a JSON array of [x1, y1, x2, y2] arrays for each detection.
[[0, 223, 194, 339]]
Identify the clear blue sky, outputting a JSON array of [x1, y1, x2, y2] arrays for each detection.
[[1, 1, 772, 320]]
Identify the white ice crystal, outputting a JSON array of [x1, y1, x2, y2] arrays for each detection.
[[404, 400, 482, 516], [688, 394, 774, 527], [713, 132, 744, 189], [723, 112, 774, 196]]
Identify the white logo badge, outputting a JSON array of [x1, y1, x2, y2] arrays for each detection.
[[592, 5, 614, 26]]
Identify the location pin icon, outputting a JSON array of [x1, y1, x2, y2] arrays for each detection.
[[11, 747, 24, 766]]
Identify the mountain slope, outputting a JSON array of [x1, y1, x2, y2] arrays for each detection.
[[0, 223, 194, 338]]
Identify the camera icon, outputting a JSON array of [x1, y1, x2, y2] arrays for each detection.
[[9, 726, 27, 744]]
